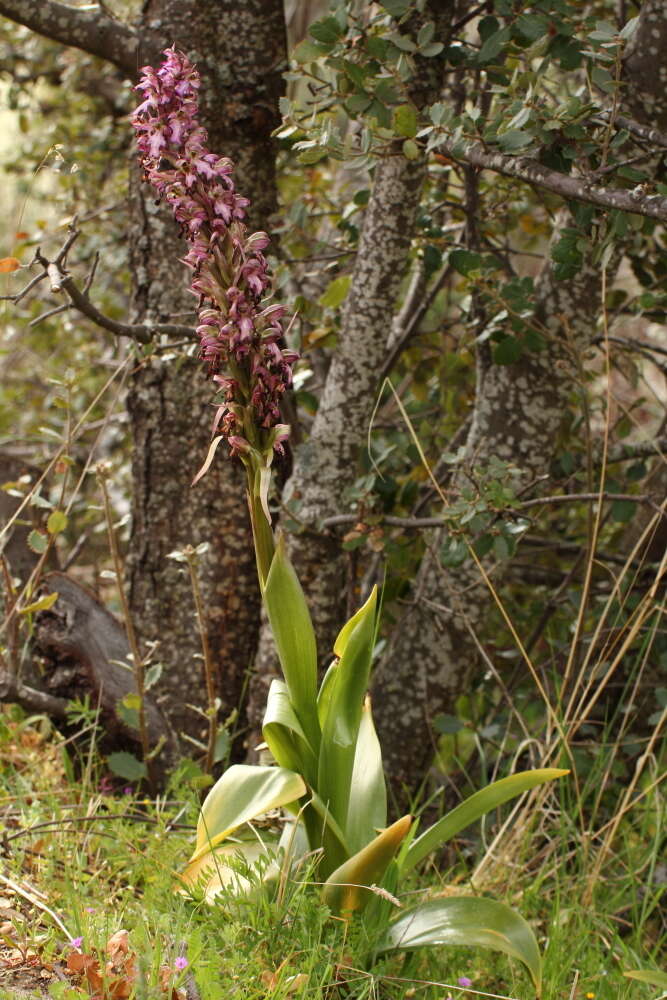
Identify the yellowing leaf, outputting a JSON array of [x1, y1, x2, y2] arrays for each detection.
[[19, 591, 59, 615], [47, 509, 68, 535], [190, 764, 306, 865], [178, 840, 278, 902], [318, 275, 351, 309], [322, 814, 412, 915], [191, 434, 224, 486], [0, 257, 21, 273]]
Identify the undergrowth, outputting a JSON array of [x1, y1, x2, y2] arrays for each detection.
[[0, 699, 663, 1000]]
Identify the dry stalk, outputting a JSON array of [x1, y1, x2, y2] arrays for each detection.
[[96, 463, 155, 791]]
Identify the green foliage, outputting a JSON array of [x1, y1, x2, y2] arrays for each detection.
[[180, 533, 565, 986]]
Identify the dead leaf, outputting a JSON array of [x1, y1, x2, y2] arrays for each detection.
[[106, 929, 130, 961], [0, 257, 21, 273]]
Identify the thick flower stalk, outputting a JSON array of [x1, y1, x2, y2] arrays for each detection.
[[132, 47, 297, 465]]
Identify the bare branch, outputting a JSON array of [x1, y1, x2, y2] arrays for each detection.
[[0, 1, 139, 76], [0, 669, 69, 719], [14, 248, 196, 344], [438, 137, 667, 221], [592, 112, 667, 150], [323, 491, 662, 531]]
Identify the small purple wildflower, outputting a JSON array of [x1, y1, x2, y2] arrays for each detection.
[[132, 47, 297, 459], [457, 976, 473, 988], [70, 936, 83, 949], [174, 956, 188, 971]]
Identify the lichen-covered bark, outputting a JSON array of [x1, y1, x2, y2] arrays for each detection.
[[623, 0, 667, 132], [0, 0, 287, 752], [373, 0, 667, 796], [125, 0, 286, 745], [0, 0, 138, 73], [247, 3, 458, 734], [247, 155, 428, 731]]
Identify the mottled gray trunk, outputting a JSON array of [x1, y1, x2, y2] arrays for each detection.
[[126, 0, 286, 747], [246, 153, 429, 732], [0, 0, 287, 754], [246, 0, 461, 752], [373, 0, 667, 796]]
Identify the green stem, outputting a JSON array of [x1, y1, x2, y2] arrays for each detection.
[[246, 476, 275, 590]]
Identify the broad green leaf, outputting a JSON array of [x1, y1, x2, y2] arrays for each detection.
[[623, 970, 667, 988], [306, 790, 350, 874], [27, 529, 48, 554], [476, 25, 511, 63], [263, 536, 320, 751], [309, 15, 344, 45], [178, 838, 279, 902], [403, 769, 568, 872], [402, 139, 420, 160], [345, 697, 387, 853], [497, 129, 533, 153], [318, 275, 351, 309], [322, 814, 412, 915], [293, 39, 328, 63], [449, 249, 482, 276], [144, 662, 163, 690], [318, 587, 377, 830], [317, 660, 338, 727], [493, 335, 523, 365], [262, 679, 317, 785], [380, 0, 410, 16], [191, 764, 306, 864], [381, 896, 542, 991], [333, 588, 377, 658], [106, 751, 147, 782]]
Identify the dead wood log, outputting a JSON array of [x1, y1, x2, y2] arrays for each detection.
[[30, 572, 177, 770]]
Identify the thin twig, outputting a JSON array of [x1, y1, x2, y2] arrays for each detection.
[[184, 546, 219, 776], [96, 464, 156, 791], [322, 491, 657, 530], [0, 870, 75, 943]]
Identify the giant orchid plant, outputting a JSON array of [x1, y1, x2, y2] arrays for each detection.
[[133, 48, 566, 994]]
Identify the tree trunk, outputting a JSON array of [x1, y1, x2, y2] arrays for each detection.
[[247, 1, 459, 735], [373, 0, 667, 798], [125, 0, 287, 749]]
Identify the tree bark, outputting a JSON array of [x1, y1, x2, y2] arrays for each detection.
[[247, 2, 459, 735], [125, 0, 286, 748], [372, 0, 667, 797], [0, 0, 287, 758]]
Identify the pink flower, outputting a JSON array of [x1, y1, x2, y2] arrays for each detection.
[[70, 936, 83, 949], [174, 956, 188, 971], [457, 976, 473, 988], [132, 47, 297, 459]]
